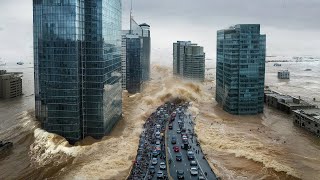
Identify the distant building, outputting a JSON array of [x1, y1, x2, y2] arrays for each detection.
[[264, 89, 316, 114], [278, 70, 290, 79], [122, 16, 151, 93], [0, 70, 22, 99], [33, 0, 122, 143], [216, 24, 266, 115], [293, 109, 320, 137], [173, 41, 205, 81]]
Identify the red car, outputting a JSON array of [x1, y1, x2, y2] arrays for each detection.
[[173, 146, 180, 152]]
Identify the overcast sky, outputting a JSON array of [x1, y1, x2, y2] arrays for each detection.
[[1, 0, 320, 65]]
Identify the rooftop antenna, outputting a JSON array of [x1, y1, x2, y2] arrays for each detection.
[[130, 0, 133, 32]]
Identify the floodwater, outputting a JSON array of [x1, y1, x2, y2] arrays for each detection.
[[0, 61, 319, 179]]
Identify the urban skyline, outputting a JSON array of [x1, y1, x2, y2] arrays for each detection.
[[1, 0, 320, 64]]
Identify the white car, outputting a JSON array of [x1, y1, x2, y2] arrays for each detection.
[[190, 167, 198, 176], [152, 158, 158, 165], [160, 162, 166, 170]]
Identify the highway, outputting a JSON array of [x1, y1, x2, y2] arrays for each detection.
[[166, 106, 217, 180]]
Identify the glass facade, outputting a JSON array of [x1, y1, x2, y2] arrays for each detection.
[[216, 24, 266, 115], [33, 0, 122, 143], [124, 35, 142, 93], [121, 18, 150, 93], [173, 41, 205, 81]]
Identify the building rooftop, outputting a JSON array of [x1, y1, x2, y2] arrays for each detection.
[[265, 89, 316, 108], [293, 109, 320, 124], [139, 23, 150, 27]]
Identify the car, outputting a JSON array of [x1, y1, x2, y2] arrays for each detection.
[[177, 120, 182, 125], [152, 158, 158, 165], [177, 170, 185, 179], [176, 129, 181, 134], [160, 162, 166, 170], [198, 176, 205, 180], [156, 132, 161, 139], [152, 150, 159, 157], [157, 170, 164, 179], [149, 166, 155, 174], [173, 146, 180, 152], [182, 127, 186, 132], [182, 135, 188, 141], [190, 167, 198, 176], [156, 124, 161, 130], [187, 151, 195, 160], [156, 140, 161, 145], [190, 160, 197, 166], [176, 154, 182, 161], [171, 136, 177, 144], [169, 124, 173, 129]]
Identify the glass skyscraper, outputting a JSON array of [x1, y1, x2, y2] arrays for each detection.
[[121, 17, 150, 93], [173, 41, 205, 81], [216, 24, 266, 115], [33, 0, 122, 143]]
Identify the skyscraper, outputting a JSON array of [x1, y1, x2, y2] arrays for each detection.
[[173, 41, 205, 81], [216, 24, 266, 115], [33, 0, 122, 143], [121, 15, 150, 93]]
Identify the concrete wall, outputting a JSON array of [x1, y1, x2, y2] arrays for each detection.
[[293, 111, 320, 136]]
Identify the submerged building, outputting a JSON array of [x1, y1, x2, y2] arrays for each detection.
[[293, 109, 320, 137], [33, 0, 122, 143], [0, 70, 22, 99], [264, 89, 316, 114], [122, 16, 151, 93], [216, 24, 266, 115], [278, 70, 290, 79], [173, 41, 205, 81]]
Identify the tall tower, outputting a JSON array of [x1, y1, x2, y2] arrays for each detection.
[[121, 1, 151, 93], [173, 41, 205, 81], [216, 24, 266, 115], [33, 0, 122, 143]]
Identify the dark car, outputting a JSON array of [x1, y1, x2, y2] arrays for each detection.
[[169, 124, 173, 130], [171, 136, 177, 144], [176, 154, 182, 161], [177, 170, 185, 179], [149, 166, 155, 174]]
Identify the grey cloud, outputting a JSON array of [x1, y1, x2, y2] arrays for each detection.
[[126, 0, 320, 30]]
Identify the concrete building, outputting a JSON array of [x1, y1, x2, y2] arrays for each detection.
[[293, 109, 320, 137], [173, 41, 205, 81], [278, 70, 290, 79], [121, 15, 151, 93], [216, 24, 266, 115], [0, 70, 22, 99], [33, 0, 122, 143], [264, 89, 316, 114]]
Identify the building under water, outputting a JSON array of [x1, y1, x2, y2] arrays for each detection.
[[33, 0, 122, 143]]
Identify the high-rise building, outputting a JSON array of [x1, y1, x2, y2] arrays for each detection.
[[33, 0, 122, 143], [0, 70, 22, 99], [121, 16, 150, 93], [173, 41, 205, 81], [216, 24, 266, 115]]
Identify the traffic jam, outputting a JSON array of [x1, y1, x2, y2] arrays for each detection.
[[128, 102, 216, 180], [128, 103, 177, 180], [167, 104, 217, 180]]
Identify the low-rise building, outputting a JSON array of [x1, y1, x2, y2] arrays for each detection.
[[278, 70, 290, 79], [0, 70, 22, 99], [293, 109, 320, 137], [264, 89, 316, 114]]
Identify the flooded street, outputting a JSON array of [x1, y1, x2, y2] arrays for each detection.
[[0, 61, 319, 179]]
